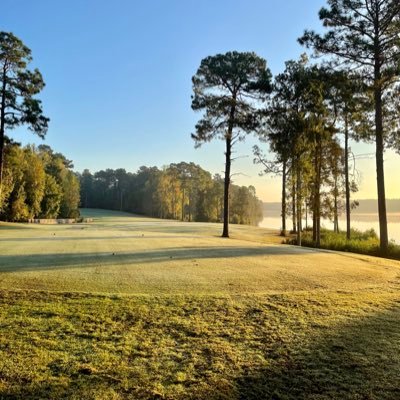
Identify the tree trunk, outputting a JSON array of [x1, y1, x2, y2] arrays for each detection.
[[374, 81, 388, 253], [296, 157, 302, 246], [222, 136, 232, 237], [292, 169, 297, 233], [0, 65, 7, 200], [305, 198, 308, 230], [181, 187, 185, 221], [344, 113, 351, 240], [372, 14, 389, 253], [222, 97, 237, 238], [334, 181, 338, 234], [281, 158, 287, 235], [314, 134, 322, 247], [188, 191, 191, 222], [312, 143, 318, 243], [312, 210, 316, 243], [316, 151, 322, 247]]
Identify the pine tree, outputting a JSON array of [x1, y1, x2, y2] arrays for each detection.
[[191, 51, 272, 237], [299, 0, 400, 253]]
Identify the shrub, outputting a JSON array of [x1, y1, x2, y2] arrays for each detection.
[[289, 228, 400, 260]]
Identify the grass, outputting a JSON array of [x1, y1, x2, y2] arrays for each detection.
[[295, 228, 400, 260], [1, 209, 400, 399]]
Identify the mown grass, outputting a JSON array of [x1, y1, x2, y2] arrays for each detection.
[[1, 209, 400, 399], [294, 228, 400, 260], [1, 290, 400, 399]]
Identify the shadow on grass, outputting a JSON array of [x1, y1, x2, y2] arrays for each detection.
[[1, 301, 399, 399], [0, 223, 249, 237], [0, 235, 209, 242], [0, 224, 34, 231], [0, 245, 312, 272], [92, 224, 222, 235], [233, 303, 400, 400]]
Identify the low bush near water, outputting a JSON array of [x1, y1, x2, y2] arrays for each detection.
[[290, 228, 400, 260]]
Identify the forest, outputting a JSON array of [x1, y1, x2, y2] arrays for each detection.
[[78, 163, 264, 226]]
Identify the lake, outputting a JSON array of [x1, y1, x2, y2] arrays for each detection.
[[260, 213, 400, 243]]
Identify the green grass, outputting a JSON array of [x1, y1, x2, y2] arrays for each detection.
[[1, 209, 400, 399], [296, 228, 400, 260]]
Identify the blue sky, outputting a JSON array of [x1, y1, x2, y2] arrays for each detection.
[[3, 0, 399, 201]]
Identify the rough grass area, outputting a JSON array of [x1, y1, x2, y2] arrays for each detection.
[[1, 290, 400, 399], [296, 228, 400, 260], [1, 209, 400, 399]]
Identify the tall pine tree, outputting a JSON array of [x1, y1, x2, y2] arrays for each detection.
[[299, 0, 400, 253], [191, 51, 272, 237]]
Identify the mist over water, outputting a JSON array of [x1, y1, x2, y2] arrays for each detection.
[[260, 214, 400, 244]]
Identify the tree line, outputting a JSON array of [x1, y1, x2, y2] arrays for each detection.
[[0, 143, 80, 221], [191, 0, 400, 254], [254, 57, 366, 248], [78, 162, 263, 226]]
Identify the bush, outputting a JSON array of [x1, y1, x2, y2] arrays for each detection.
[[289, 228, 400, 260], [68, 209, 80, 219]]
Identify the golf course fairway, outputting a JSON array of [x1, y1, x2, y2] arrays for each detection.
[[0, 209, 399, 399]]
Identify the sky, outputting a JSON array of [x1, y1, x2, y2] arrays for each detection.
[[2, 0, 399, 202]]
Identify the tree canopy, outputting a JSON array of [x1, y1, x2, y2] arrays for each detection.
[[1, 143, 80, 221]]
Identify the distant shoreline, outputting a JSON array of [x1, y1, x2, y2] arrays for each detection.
[[263, 199, 400, 218], [262, 212, 400, 223]]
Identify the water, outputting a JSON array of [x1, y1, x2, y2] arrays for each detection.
[[260, 214, 400, 243]]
